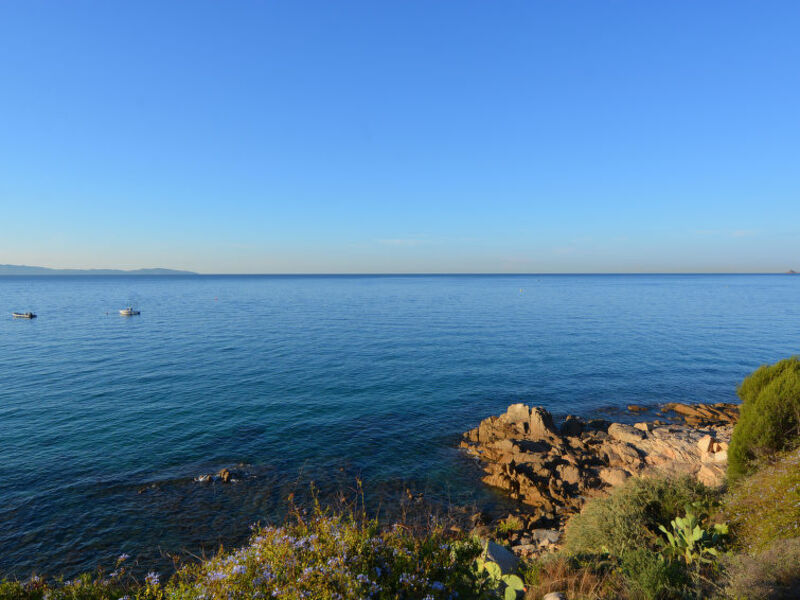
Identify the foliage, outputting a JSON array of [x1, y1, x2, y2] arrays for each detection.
[[166, 508, 492, 600], [495, 516, 524, 537], [473, 549, 525, 600], [658, 504, 729, 566], [728, 357, 800, 480], [619, 549, 687, 600], [725, 448, 800, 551], [0, 557, 148, 600], [563, 476, 718, 557], [721, 537, 800, 600]]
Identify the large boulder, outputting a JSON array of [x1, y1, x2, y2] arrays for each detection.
[[529, 406, 557, 439], [484, 540, 520, 574], [608, 422, 646, 444], [506, 403, 531, 425], [599, 467, 631, 487]]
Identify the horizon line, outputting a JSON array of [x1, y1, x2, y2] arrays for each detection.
[[2, 271, 797, 276]]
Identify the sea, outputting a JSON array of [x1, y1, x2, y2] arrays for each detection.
[[1, 274, 798, 577]]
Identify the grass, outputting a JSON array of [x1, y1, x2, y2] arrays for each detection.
[[721, 537, 800, 600], [520, 554, 624, 600], [725, 448, 800, 552]]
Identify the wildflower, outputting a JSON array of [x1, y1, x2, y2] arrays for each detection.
[[207, 571, 227, 582], [231, 564, 246, 575], [117, 553, 130, 562], [431, 581, 445, 591], [145, 572, 160, 586]]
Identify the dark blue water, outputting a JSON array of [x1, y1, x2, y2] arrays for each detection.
[[2, 274, 798, 576]]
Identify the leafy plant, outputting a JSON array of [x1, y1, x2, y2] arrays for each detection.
[[473, 543, 526, 600], [496, 516, 524, 536], [658, 504, 728, 566]]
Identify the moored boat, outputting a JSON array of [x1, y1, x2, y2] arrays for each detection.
[[119, 307, 141, 316], [12, 312, 37, 319]]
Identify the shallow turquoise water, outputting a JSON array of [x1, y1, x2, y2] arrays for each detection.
[[1, 274, 798, 576]]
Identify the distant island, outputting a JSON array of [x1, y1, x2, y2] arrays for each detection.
[[0, 264, 196, 276]]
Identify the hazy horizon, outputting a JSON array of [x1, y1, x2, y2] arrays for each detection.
[[1, 1, 798, 273], [1, 262, 797, 276]]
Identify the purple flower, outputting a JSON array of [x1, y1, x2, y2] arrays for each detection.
[[118, 553, 130, 562], [144, 572, 160, 586], [231, 565, 246, 575]]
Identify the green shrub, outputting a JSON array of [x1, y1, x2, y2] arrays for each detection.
[[563, 476, 717, 557], [725, 448, 800, 551], [721, 537, 800, 600], [728, 357, 800, 480], [620, 548, 687, 600]]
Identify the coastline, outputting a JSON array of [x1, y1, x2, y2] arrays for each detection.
[[459, 401, 738, 558]]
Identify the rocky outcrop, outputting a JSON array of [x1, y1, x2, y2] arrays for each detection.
[[461, 402, 738, 549]]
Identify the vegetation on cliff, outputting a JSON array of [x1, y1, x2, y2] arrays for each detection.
[[728, 356, 800, 480]]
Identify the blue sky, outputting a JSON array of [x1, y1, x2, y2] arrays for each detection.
[[0, 1, 798, 273]]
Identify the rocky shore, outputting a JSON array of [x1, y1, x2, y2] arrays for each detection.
[[461, 402, 738, 558]]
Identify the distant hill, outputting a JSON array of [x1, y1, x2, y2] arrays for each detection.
[[0, 264, 197, 276]]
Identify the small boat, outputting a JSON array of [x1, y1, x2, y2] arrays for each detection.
[[12, 312, 37, 319], [119, 307, 141, 316]]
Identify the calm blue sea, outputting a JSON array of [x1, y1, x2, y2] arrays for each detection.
[[1, 274, 798, 576]]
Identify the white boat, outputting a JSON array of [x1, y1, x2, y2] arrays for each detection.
[[12, 312, 36, 319], [119, 307, 141, 316]]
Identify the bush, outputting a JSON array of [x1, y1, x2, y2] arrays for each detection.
[[563, 476, 717, 557], [722, 537, 800, 600], [728, 357, 800, 480], [620, 549, 687, 600], [725, 448, 800, 551], [167, 508, 491, 599]]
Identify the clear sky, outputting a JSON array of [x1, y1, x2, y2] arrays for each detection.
[[0, 1, 798, 273]]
